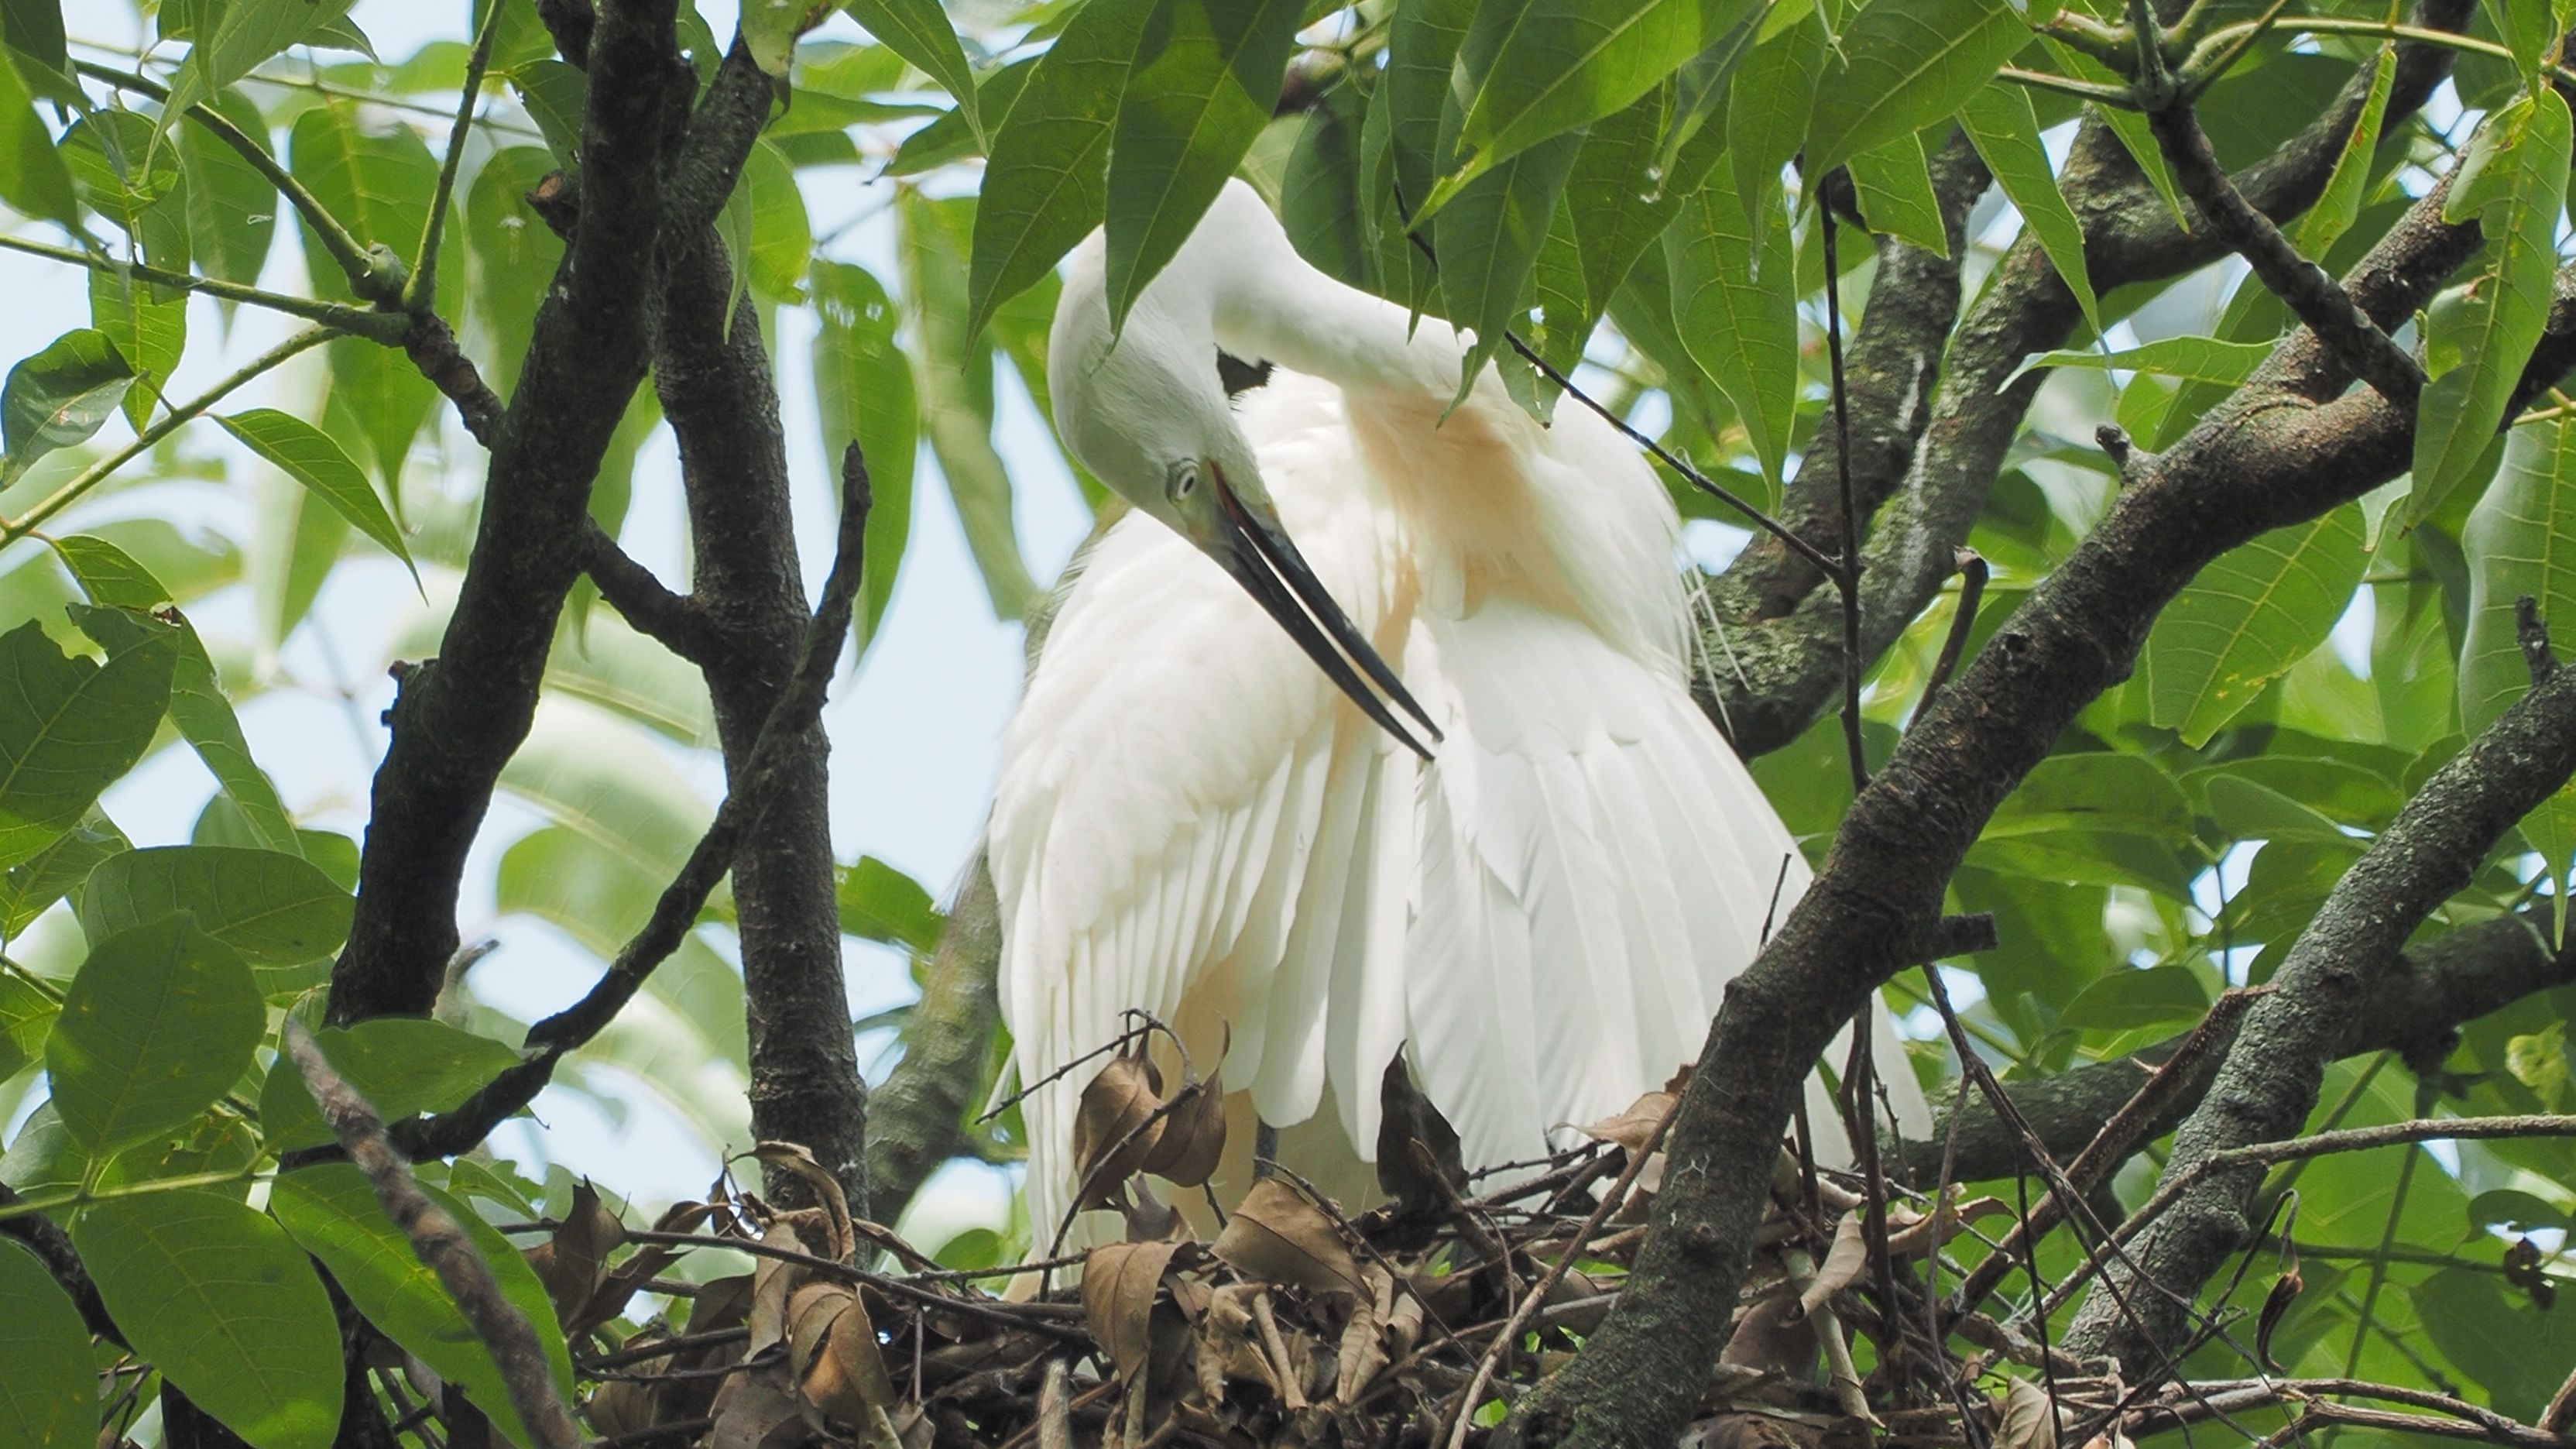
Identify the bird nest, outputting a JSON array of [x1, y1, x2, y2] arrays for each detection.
[[504, 1045, 2161, 1449]]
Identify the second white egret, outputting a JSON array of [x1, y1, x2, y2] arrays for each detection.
[[990, 180, 1926, 1236]]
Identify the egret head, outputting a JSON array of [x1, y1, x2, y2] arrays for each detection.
[[1048, 216, 1439, 758]]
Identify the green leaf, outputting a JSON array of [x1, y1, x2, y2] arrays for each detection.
[[1281, 70, 1368, 287], [1726, 8, 1825, 235], [842, 0, 985, 141], [56, 537, 302, 857], [0, 610, 178, 870], [176, 88, 280, 293], [1099, 0, 1302, 331], [2058, 964, 2211, 1033], [2460, 414, 2576, 927], [1363, 0, 1472, 318], [2293, 44, 2394, 257], [1844, 129, 1947, 259], [87, 263, 185, 430], [500, 702, 712, 883], [2012, 335, 2272, 388], [811, 261, 918, 657], [887, 57, 1033, 174], [2413, 88, 2572, 527], [836, 855, 943, 954], [2484, 0, 2557, 77], [0, 812, 122, 938], [1804, 0, 2027, 177], [271, 1163, 570, 1448], [0, 1239, 95, 1449], [245, 416, 352, 647], [46, 914, 261, 1156], [1666, 164, 1796, 488], [0, 47, 76, 226], [1959, 81, 2094, 328], [73, 1190, 343, 1449], [216, 408, 417, 582], [288, 101, 446, 492], [1426, 0, 1757, 221], [537, 614, 714, 749], [2144, 503, 2370, 746], [2, 328, 133, 482], [164, 0, 360, 122], [2418, 1267, 2576, 1418], [60, 110, 180, 240], [1432, 122, 1583, 409], [1560, 81, 1703, 359], [77, 845, 351, 967], [716, 136, 811, 314], [465, 146, 561, 396], [511, 59, 585, 170], [907, 193, 1039, 619], [257, 1018, 524, 1153], [0, 967, 57, 1083], [1, 0, 74, 101], [964, 0, 1150, 342]]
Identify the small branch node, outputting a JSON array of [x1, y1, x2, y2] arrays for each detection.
[[2516, 595, 2557, 685]]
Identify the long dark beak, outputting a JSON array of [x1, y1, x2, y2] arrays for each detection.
[[1209, 467, 1441, 761]]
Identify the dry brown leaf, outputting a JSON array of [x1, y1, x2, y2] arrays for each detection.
[[1720, 1293, 1818, 1375], [1140, 1078, 1229, 1187], [1374, 1056, 1465, 1214], [1082, 1240, 1189, 1380], [1384, 1288, 1424, 1364], [692, 1272, 759, 1334], [753, 1142, 855, 1262], [1993, 1378, 2063, 1449], [1212, 1179, 1366, 1297], [746, 1220, 815, 1358], [1796, 1214, 1868, 1319], [787, 1280, 899, 1421], [1072, 1052, 1166, 1207], [1580, 1090, 1676, 1155], [576, 1199, 714, 1336], [1195, 1282, 1279, 1406], [583, 1377, 656, 1439], [1333, 1266, 1395, 1403], [706, 1372, 811, 1449], [523, 1179, 626, 1330]]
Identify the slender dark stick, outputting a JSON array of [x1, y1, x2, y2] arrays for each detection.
[[1819, 206, 1870, 794]]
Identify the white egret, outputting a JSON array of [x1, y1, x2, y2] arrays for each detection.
[[991, 180, 1926, 1238]]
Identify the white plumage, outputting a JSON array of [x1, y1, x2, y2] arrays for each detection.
[[990, 180, 1926, 1239]]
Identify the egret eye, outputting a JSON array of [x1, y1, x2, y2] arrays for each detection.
[[1168, 462, 1201, 504]]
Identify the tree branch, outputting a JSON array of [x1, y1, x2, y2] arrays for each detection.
[[1505, 80, 2549, 1448], [1910, 909, 2573, 1184], [1700, 0, 2475, 756], [2146, 98, 2423, 402], [2065, 610, 2576, 1371], [398, 444, 870, 1161], [329, 0, 693, 1024], [283, 1021, 581, 1449], [651, 222, 872, 1214], [579, 520, 715, 663]]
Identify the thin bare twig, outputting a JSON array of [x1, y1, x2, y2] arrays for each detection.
[[1819, 204, 1871, 794], [1916, 550, 1989, 720], [283, 1021, 582, 1449], [1443, 1094, 1680, 1449]]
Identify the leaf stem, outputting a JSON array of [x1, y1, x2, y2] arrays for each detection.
[[72, 59, 391, 304], [2, 325, 339, 545], [0, 233, 404, 339], [0, 1165, 266, 1223], [406, 0, 509, 313]]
